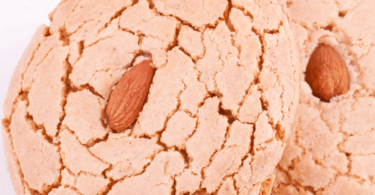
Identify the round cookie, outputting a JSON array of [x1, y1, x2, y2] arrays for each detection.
[[2, 0, 300, 194], [273, 0, 375, 194]]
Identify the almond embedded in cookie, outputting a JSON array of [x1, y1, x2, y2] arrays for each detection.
[[105, 60, 155, 131], [2, 0, 300, 194], [273, 0, 375, 194]]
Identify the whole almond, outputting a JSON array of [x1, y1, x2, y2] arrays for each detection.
[[106, 60, 155, 131], [305, 44, 349, 102]]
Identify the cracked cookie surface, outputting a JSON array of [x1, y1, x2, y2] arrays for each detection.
[[272, 0, 375, 194], [2, 0, 300, 194]]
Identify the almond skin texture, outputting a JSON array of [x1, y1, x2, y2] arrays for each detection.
[[305, 44, 349, 102], [106, 60, 155, 131]]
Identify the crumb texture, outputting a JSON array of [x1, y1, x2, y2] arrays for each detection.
[[272, 0, 375, 194], [153, 0, 228, 29], [59, 129, 109, 175], [75, 174, 110, 195], [107, 151, 185, 195], [10, 101, 61, 193], [28, 42, 69, 137], [49, 187, 80, 195], [2, 0, 300, 194], [63, 90, 109, 144]]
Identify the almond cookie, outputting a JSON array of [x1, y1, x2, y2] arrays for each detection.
[[2, 0, 300, 194], [273, 0, 375, 194]]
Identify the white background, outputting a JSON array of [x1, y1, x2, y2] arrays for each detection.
[[0, 0, 60, 194]]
